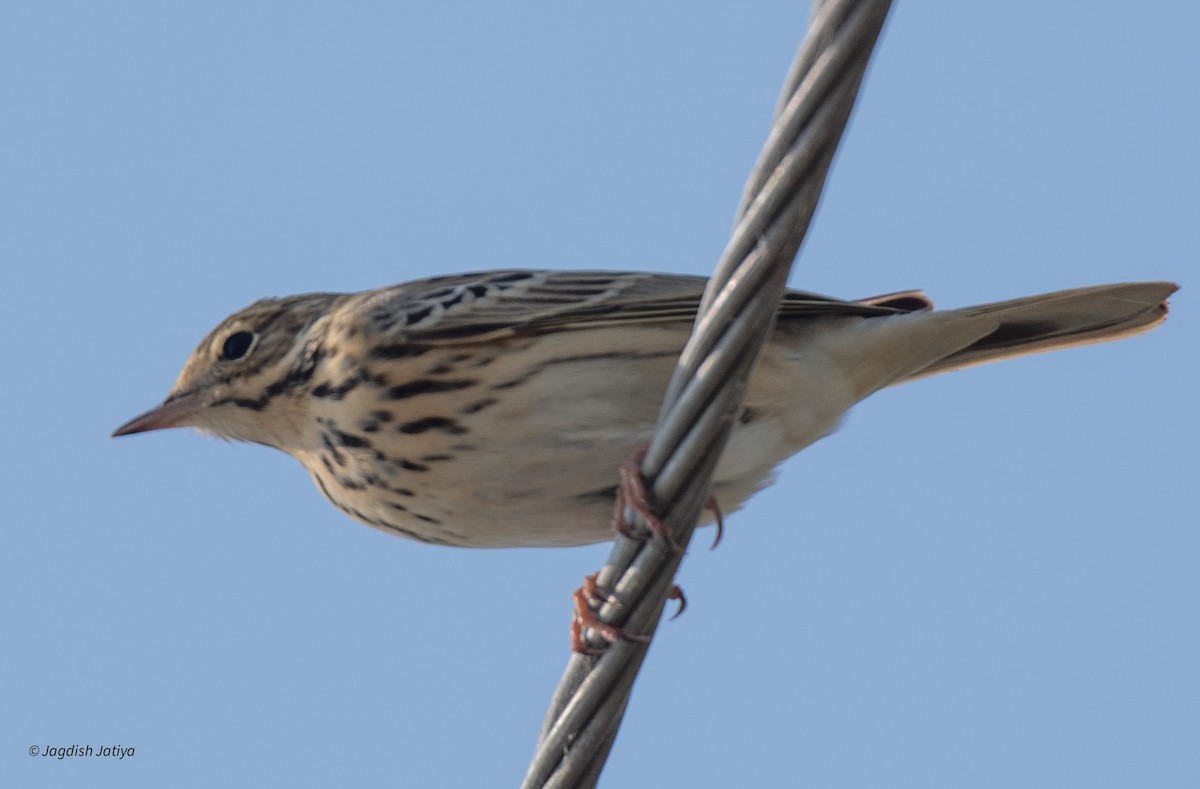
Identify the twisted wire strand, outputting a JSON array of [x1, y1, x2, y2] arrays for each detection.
[[522, 3, 892, 786]]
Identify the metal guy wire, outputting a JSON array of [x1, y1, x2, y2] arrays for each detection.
[[521, 2, 893, 786]]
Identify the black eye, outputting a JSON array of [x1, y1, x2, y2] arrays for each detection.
[[220, 330, 256, 361]]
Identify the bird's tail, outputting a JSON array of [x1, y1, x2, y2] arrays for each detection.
[[901, 281, 1177, 382], [809, 281, 1177, 401]]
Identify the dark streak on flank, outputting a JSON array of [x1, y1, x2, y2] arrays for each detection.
[[489, 350, 678, 391], [335, 430, 372, 449], [311, 468, 443, 544], [369, 343, 430, 360], [396, 416, 467, 435], [576, 484, 619, 501], [360, 409, 394, 432], [383, 378, 475, 400], [380, 520, 446, 544], [320, 432, 346, 466], [459, 398, 497, 414]]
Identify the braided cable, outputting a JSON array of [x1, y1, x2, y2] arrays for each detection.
[[522, 3, 893, 786]]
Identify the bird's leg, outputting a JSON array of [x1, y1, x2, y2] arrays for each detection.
[[611, 445, 680, 550], [570, 573, 690, 653], [611, 447, 726, 550], [571, 572, 645, 654]]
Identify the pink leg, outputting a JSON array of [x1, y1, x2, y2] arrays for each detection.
[[571, 572, 630, 654], [611, 446, 679, 550], [570, 574, 689, 652]]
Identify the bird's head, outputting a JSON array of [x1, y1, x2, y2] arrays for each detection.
[[113, 293, 340, 448]]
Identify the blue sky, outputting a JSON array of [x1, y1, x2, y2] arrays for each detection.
[[3, 3, 1196, 787]]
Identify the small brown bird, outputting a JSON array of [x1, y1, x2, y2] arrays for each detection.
[[113, 271, 1175, 547]]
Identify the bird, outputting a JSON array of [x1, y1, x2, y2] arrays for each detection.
[[113, 270, 1175, 548]]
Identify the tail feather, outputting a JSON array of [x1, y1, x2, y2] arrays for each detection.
[[902, 281, 1177, 382]]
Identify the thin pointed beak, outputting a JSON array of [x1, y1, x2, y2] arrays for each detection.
[[112, 392, 203, 437]]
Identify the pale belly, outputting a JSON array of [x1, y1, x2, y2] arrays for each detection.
[[288, 323, 857, 548]]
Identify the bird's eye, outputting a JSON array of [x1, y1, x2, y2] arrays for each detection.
[[220, 330, 257, 361]]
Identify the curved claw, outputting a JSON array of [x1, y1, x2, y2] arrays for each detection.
[[706, 494, 725, 549], [667, 584, 688, 620]]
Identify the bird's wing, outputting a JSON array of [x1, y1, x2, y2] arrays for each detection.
[[333, 269, 914, 347]]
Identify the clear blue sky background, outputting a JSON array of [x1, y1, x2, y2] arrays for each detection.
[[3, 3, 1196, 787]]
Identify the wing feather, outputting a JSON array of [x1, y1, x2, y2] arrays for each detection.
[[332, 269, 912, 348]]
